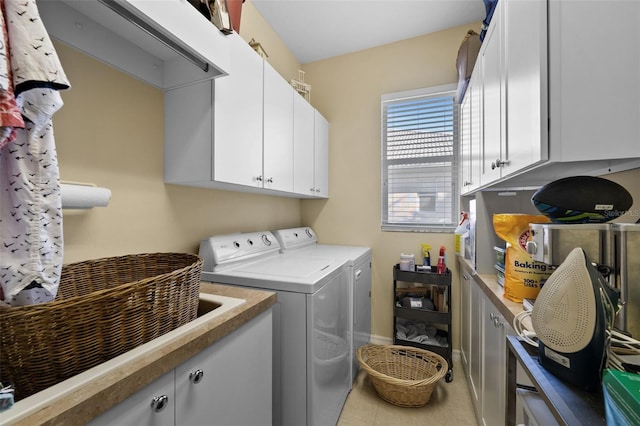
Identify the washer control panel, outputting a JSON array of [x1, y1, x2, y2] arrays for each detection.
[[199, 231, 280, 271]]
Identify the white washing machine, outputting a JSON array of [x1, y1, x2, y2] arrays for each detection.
[[199, 231, 351, 426], [272, 227, 371, 383]]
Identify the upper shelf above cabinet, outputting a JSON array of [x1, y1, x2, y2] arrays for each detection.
[[39, 0, 231, 90]]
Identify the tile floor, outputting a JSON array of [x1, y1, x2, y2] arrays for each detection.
[[338, 358, 478, 426]]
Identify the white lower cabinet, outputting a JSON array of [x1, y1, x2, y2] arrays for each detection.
[[459, 259, 517, 426], [481, 298, 513, 426], [468, 275, 483, 412], [88, 309, 272, 426], [88, 369, 175, 426]]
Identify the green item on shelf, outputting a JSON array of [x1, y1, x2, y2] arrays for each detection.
[[602, 369, 640, 426]]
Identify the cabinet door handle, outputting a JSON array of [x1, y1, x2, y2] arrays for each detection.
[[491, 159, 508, 170], [151, 395, 169, 413], [266, 177, 274, 183], [256, 175, 263, 182], [189, 369, 204, 384]]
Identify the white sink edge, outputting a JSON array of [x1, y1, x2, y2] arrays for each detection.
[[3, 293, 246, 424]]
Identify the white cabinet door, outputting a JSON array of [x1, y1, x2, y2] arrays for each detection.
[[313, 111, 329, 198], [88, 370, 175, 426], [479, 0, 504, 187], [214, 34, 264, 188], [293, 94, 315, 196], [503, 0, 548, 174], [459, 268, 472, 370], [460, 90, 472, 194], [469, 280, 483, 415], [549, 0, 640, 161], [263, 62, 294, 192], [482, 297, 506, 426], [175, 310, 273, 426], [469, 74, 482, 192], [461, 70, 482, 195]]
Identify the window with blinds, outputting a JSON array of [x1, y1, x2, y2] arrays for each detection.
[[381, 85, 459, 232]]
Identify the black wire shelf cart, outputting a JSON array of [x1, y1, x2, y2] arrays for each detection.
[[393, 264, 453, 382]]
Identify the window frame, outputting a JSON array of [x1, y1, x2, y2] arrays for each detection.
[[381, 84, 460, 233]]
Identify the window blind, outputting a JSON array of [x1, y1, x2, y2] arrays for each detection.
[[381, 85, 459, 231]]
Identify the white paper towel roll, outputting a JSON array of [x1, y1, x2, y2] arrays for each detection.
[[61, 183, 111, 209]]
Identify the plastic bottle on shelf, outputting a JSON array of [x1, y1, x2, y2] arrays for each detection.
[[454, 212, 470, 255], [436, 246, 447, 274], [421, 244, 431, 267]]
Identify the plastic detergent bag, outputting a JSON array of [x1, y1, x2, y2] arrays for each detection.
[[493, 214, 553, 303]]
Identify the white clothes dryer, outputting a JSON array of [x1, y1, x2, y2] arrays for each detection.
[[199, 231, 351, 426], [272, 227, 371, 383]]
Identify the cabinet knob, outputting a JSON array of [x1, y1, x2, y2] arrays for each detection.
[[256, 175, 263, 182], [489, 312, 496, 321], [150, 395, 169, 413], [463, 181, 472, 187], [266, 177, 274, 183], [494, 317, 502, 328], [189, 369, 204, 384]]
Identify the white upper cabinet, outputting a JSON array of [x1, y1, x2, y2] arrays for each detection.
[[293, 93, 316, 196], [503, 0, 548, 173], [463, 0, 640, 193], [263, 62, 295, 193], [164, 34, 327, 198], [460, 88, 472, 192], [213, 34, 264, 188], [460, 71, 482, 195], [293, 103, 329, 198], [313, 111, 330, 198], [547, 0, 640, 163], [39, 0, 230, 89], [479, 2, 504, 187]]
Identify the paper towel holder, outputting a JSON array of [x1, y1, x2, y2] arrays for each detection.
[[61, 181, 112, 209]]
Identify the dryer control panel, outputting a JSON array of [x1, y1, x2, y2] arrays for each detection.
[[273, 227, 317, 251]]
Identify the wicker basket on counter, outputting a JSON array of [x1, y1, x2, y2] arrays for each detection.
[[0, 252, 202, 400], [356, 344, 447, 408]]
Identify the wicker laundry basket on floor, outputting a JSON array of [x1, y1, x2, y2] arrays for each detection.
[[356, 344, 448, 407], [0, 252, 202, 400]]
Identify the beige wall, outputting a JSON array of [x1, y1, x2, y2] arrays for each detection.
[[238, 0, 301, 82], [301, 23, 483, 345]]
